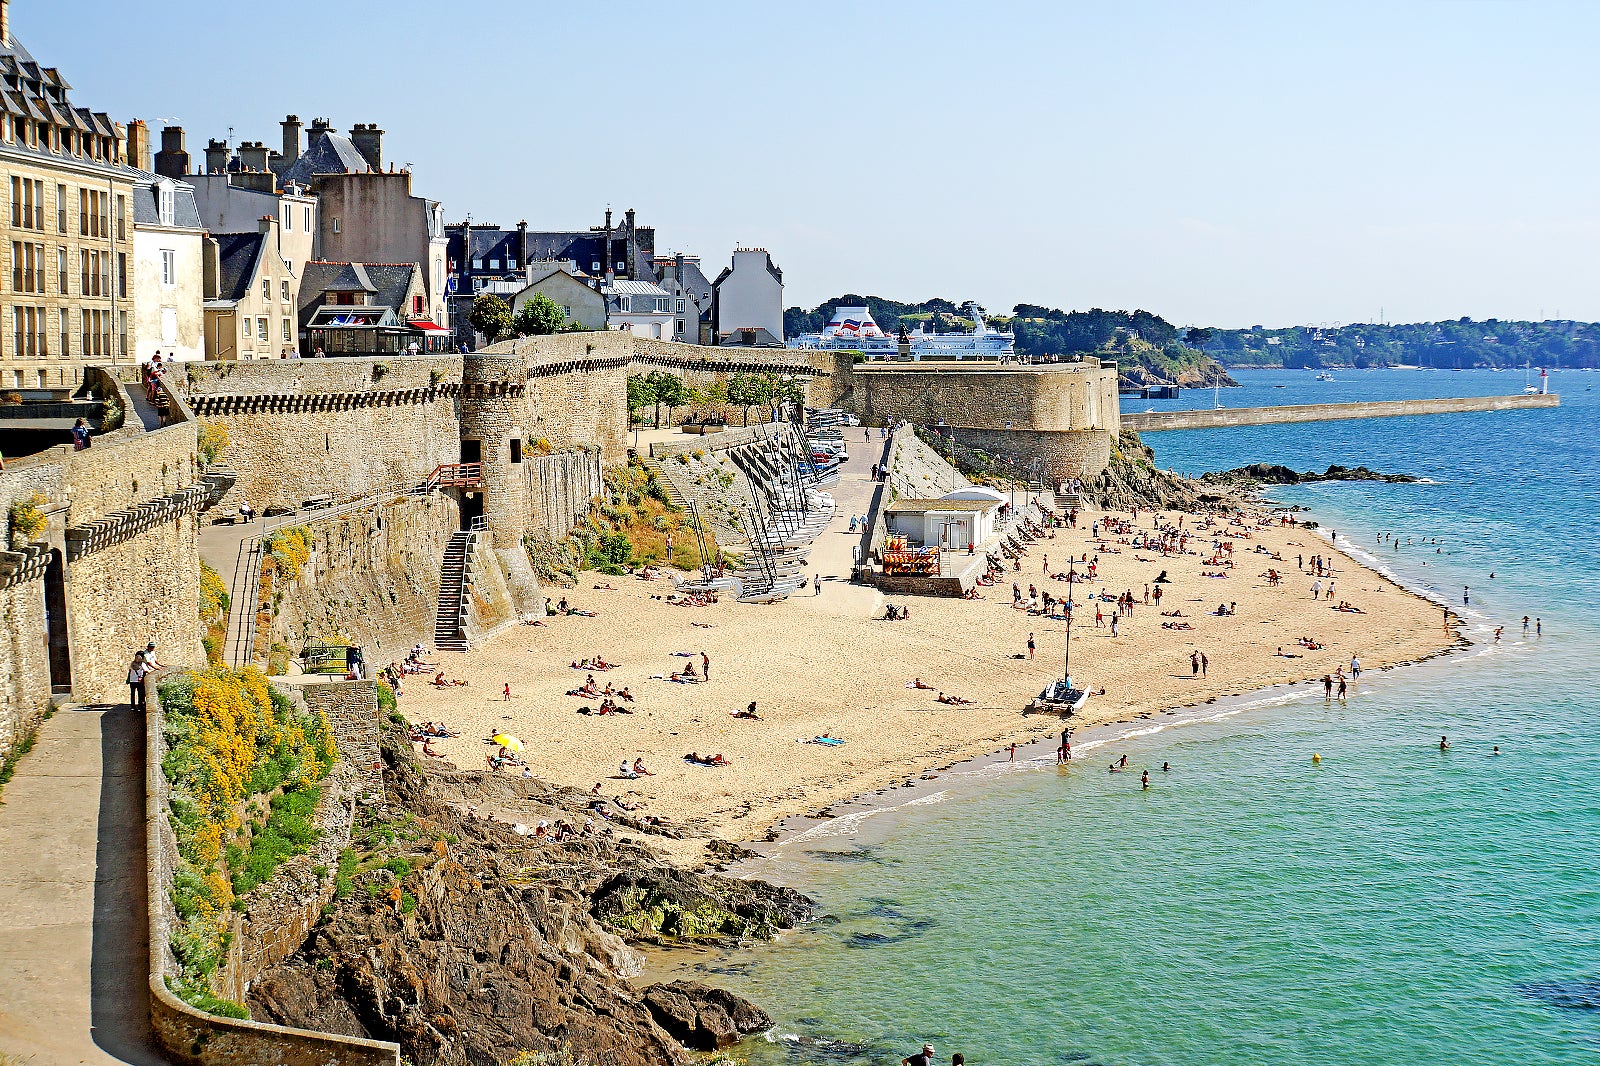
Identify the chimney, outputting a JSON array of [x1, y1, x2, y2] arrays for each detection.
[[203, 138, 229, 175], [281, 114, 302, 167], [349, 123, 382, 171], [517, 220, 528, 268], [674, 251, 685, 287], [238, 141, 270, 173], [154, 125, 190, 179], [126, 119, 151, 171], [258, 214, 276, 236], [624, 208, 638, 279], [603, 209, 614, 282], [202, 236, 220, 299]]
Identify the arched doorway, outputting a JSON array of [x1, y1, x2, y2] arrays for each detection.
[[43, 548, 71, 694]]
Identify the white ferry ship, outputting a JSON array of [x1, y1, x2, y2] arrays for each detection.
[[788, 303, 1015, 359]]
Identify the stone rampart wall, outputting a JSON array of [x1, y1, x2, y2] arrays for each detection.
[[1121, 392, 1560, 432], [146, 682, 400, 1066], [836, 362, 1120, 434], [950, 427, 1114, 485], [0, 419, 204, 759], [527, 451, 603, 539], [255, 493, 457, 665]]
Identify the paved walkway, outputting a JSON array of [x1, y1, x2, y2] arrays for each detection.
[[0, 704, 169, 1064], [788, 428, 889, 618]]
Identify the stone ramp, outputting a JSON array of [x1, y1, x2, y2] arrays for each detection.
[[0, 704, 172, 1064]]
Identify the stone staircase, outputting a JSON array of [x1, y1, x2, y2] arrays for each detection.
[[434, 531, 472, 651]]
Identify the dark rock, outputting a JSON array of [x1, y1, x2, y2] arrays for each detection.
[[643, 980, 771, 1050]]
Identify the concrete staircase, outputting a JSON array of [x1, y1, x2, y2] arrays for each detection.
[[434, 531, 472, 651]]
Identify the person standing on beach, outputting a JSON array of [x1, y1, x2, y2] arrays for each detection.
[[1337, 675, 1347, 700], [1200, 651, 1208, 677], [1008, 743, 1017, 761], [701, 652, 711, 680], [814, 573, 822, 596], [1311, 579, 1322, 600], [665, 531, 673, 563], [1463, 586, 1470, 605], [1027, 633, 1036, 659], [1350, 654, 1361, 679], [502, 683, 511, 701], [1043, 554, 1049, 573], [1190, 650, 1200, 676], [1323, 675, 1334, 699]]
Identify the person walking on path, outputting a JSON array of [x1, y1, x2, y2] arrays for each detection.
[[1350, 654, 1361, 680], [814, 573, 822, 596], [1311, 579, 1322, 600], [1027, 633, 1036, 659]]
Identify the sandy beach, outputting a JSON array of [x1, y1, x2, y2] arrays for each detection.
[[396, 439, 1453, 859]]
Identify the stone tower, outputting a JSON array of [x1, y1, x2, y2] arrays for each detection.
[[457, 352, 530, 550]]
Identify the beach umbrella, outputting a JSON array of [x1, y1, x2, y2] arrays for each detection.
[[492, 734, 523, 752]]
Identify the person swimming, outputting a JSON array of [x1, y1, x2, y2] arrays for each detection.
[[1141, 770, 1150, 789], [1439, 735, 1451, 751], [1161, 762, 1170, 772], [1491, 745, 1501, 756]]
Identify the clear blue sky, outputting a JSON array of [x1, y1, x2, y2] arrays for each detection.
[[23, 0, 1599, 326]]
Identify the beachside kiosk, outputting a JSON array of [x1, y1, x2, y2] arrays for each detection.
[[883, 488, 1006, 553]]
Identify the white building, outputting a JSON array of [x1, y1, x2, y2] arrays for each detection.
[[602, 277, 675, 339], [884, 488, 1006, 552], [131, 175, 205, 361], [712, 247, 784, 345]]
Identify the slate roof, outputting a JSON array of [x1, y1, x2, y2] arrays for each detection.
[[277, 128, 370, 187], [297, 261, 419, 326], [213, 232, 266, 303], [449, 226, 658, 283], [716, 326, 785, 348], [130, 175, 202, 230], [0, 32, 140, 178]]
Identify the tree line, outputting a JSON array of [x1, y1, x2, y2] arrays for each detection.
[[1193, 318, 1600, 369], [626, 370, 806, 428]]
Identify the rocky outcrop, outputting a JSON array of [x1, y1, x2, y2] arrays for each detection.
[[644, 981, 773, 1050], [247, 731, 808, 1065], [1203, 463, 1421, 486], [1077, 431, 1240, 511]]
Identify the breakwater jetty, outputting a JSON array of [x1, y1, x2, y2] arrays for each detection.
[[1121, 392, 1558, 432]]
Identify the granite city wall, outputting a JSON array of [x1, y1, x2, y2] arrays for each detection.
[[146, 681, 400, 1066], [0, 406, 204, 759], [834, 360, 1121, 435], [1120, 392, 1560, 432]]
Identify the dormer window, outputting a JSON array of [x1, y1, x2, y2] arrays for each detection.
[[157, 182, 175, 227]]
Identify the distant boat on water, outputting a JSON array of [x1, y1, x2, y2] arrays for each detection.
[[1316, 371, 1334, 381]]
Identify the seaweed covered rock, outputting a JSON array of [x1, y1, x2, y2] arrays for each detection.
[[592, 868, 812, 944]]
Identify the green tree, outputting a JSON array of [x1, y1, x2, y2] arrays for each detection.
[[467, 293, 513, 344], [626, 374, 657, 424], [726, 372, 771, 427], [645, 371, 687, 427], [764, 374, 805, 423], [513, 293, 567, 337]]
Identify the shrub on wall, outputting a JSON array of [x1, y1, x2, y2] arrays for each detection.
[[263, 526, 313, 583], [196, 421, 230, 467], [158, 667, 337, 1017], [198, 561, 231, 666], [7, 492, 47, 548]]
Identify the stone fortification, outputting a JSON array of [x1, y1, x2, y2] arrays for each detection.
[[820, 357, 1121, 483], [250, 493, 458, 666], [1, 388, 205, 759]]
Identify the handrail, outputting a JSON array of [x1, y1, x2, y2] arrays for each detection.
[[426, 462, 483, 489]]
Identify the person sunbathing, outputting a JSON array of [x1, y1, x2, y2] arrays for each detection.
[[1162, 621, 1195, 630], [732, 702, 763, 720], [419, 737, 446, 758], [616, 687, 634, 702], [632, 758, 655, 777], [936, 692, 974, 705], [907, 678, 935, 690]]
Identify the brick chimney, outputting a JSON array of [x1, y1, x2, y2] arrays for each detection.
[[517, 220, 528, 268], [125, 119, 151, 171], [238, 141, 270, 173], [349, 123, 382, 171], [281, 114, 302, 167], [154, 125, 190, 179], [203, 138, 229, 175]]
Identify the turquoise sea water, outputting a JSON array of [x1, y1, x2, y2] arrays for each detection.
[[716, 369, 1600, 1065]]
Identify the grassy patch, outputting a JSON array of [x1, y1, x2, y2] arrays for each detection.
[[0, 707, 51, 804]]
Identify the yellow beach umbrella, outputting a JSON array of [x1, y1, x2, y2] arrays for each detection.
[[492, 734, 523, 752]]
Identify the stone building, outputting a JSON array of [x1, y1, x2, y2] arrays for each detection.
[[202, 214, 298, 360], [0, 0, 139, 390], [602, 277, 675, 339], [712, 248, 784, 345], [297, 260, 448, 355], [130, 173, 203, 362]]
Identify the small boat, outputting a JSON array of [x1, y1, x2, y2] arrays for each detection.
[[1026, 679, 1089, 717], [1315, 372, 1334, 381]]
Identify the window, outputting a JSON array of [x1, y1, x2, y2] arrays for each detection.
[[161, 249, 175, 287], [262, 278, 270, 301], [117, 252, 127, 297], [241, 315, 250, 336], [282, 205, 290, 230], [618, 296, 631, 313], [117, 194, 126, 240], [55, 183, 65, 232], [117, 310, 126, 356], [281, 280, 290, 302], [331, 217, 340, 233], [303, 206, 311, 230], [285, 260, 293, 277], [471, 258, 483, 270], [509, 438, 522, 464], [157, 186, 174, 227], [257, 317, 268, 342], [676, 298, 685, 313], [413, 294, 423, 316], [507, 257, 517, 269], [56, 246, 65, 292], [58, 307, 68, 355], [489, 259, 500, 270], [78, 188, 87, 235], [282, 319, 291, 342], [591, 260, 600, 272]]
